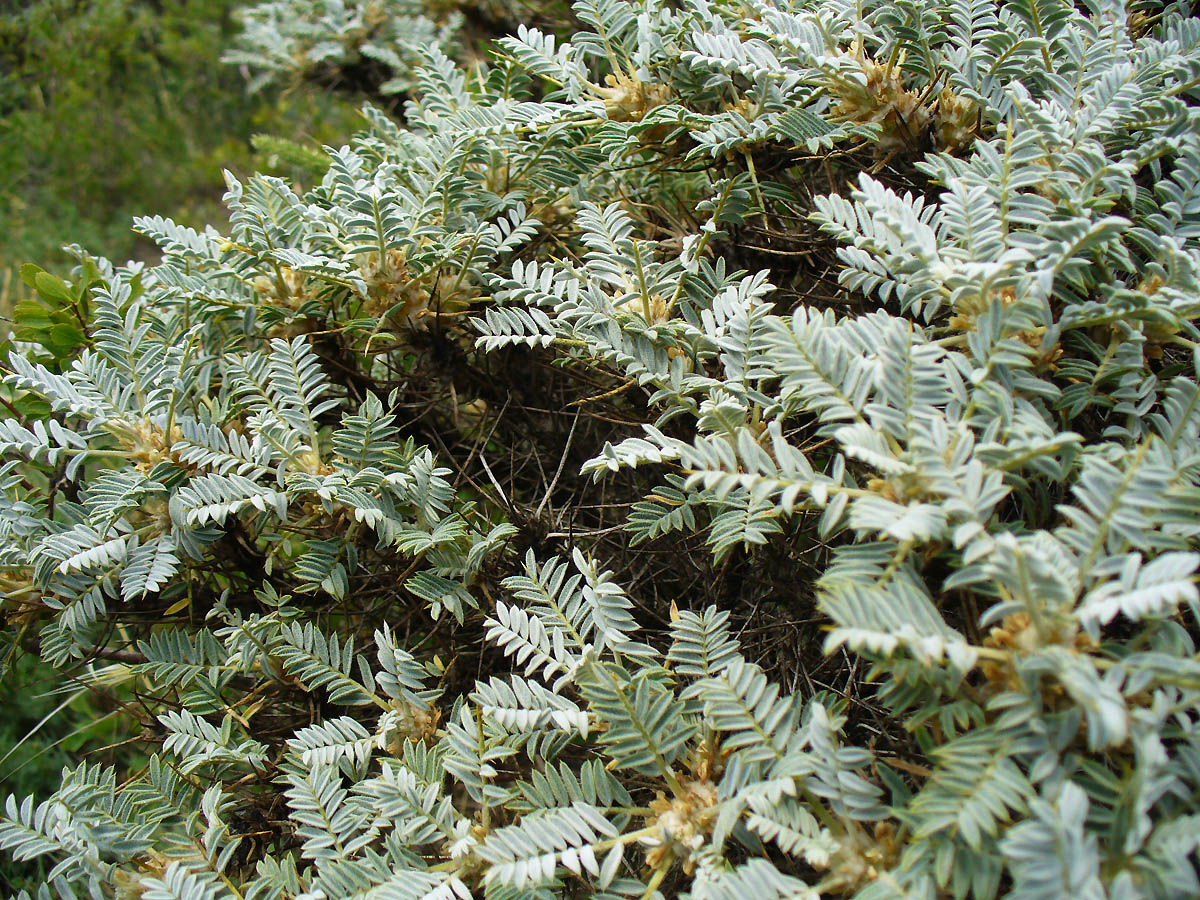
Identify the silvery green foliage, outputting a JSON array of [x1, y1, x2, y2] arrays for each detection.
[[224, 0, 462, 95], [3, 0, 1200, 898]]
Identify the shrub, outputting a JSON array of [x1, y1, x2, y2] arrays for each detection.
[[223, 0, 465, 100], [224, 0, 578, 101], [1, 0, 1200, 899]]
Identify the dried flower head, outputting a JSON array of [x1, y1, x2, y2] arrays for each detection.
[[829, 38, 930, 155], [641, 779, 719, 873]]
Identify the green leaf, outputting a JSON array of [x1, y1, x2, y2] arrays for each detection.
[[32, 271, 73, 307]]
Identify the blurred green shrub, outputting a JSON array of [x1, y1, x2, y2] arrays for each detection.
[[0, 0, 358, 277]]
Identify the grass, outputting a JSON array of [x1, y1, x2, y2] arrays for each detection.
[[0, 0, 360, 279]]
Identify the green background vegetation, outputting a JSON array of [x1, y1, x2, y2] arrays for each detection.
[[0, 0, 358, 285]]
